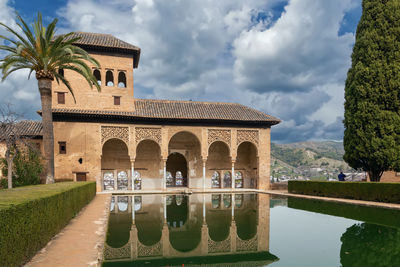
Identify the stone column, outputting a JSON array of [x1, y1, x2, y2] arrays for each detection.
[[132, 196, 135, 221], [114, 169, 118, 191], [231, 194, 235, 217], [202, 158, 207, 191], [130, 159, 135, 191], [163, 158, 167, 190], [231, 160, 235, 189]]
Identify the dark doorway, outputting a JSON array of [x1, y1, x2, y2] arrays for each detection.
[[166, 153, 188, 187]]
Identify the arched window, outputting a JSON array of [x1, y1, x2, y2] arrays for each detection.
[[93, 69, 101, 85], [166, 171, 174, 187], [58, 68, 64, 77], [223, 171, 231, 188], [211, 171, 220, 188], [223, 194, 231, 208], [103, 171, 114, 191], [117, 171, 128, 190], [118, 71, 126, 88], [134, 171, 141, 190], [106, 70, 114, 86], [175, 171, 183, 186], [235, 171, 243, 188], [212, 194, 221, 209]]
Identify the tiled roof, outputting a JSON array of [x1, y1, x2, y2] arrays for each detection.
[[0, 120, 43, 138], [52, 99, 280, 124], [63, 32, 140, 52], [60, 32, 141, 68]]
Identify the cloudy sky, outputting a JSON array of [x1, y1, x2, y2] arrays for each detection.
[[0, 0, 362, 143]]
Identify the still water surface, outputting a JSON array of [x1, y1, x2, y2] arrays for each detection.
[[103, 193, 400, 266]]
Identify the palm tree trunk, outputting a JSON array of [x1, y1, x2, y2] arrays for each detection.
[[38, 79, 54, 184]]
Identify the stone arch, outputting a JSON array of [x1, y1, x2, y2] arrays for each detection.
[[101, 126, 129, 153], [135, 139, 162, 189], [166, 152, 188, 187], [106, 70, 114, 86], [93, 69, 101, 85], [168, 131, 202, 188], [206, 141, 231, 188], [235, 194, 257, 240], [207, 196, 231, 242], [236, 142, 258, 188], [118, 71, 127, 88], [236, 130, 259, 156], [168, 129, 202, 146]]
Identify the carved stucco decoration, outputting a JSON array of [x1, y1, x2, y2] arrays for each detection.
[[208, 129, 231, 147], [101, 126, 129, 145], [104, 243, 131, 260], [208, 236, 231, 253], [137, 241, 162, 257], [135, 127, 162, 145], [237, 130, 259, 147], [236, 236, 258, 252]]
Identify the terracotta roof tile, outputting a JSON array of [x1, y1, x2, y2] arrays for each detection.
[[63, 32, 140, 52], [51, 99, 280, 124], [0, 120, 43, 138]]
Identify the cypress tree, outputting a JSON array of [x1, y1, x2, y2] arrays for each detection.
[[343, 0, 400, 182]]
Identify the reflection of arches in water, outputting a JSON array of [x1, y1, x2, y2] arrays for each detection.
[[134, 196, 142, 211], [235, 195, 257, 240], [110, 196, 115, 211], [212, 194, 221, 209], [136, 198, 163, 246], [223, 171, 232, 188], [223, 194, 231, 208], [167, 195, 188, 228], [207, 196, 231, 242], [235, 194, 244, 208], [212, 171, 221, 188], [117, 196, 129, 212], [166, 195, 173, 205], [103, 171, 114, 191], [117, 171, 128, 190], [106, 201, 132, 247], [168, 195, 202, 252]]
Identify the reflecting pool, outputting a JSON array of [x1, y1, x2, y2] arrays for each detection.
[[103, 194, 400, 266]]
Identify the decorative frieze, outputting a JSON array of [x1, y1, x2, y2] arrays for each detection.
[[208, 129, 231, 147], [237, 130, 259, 146], [137, 241, 162, 257], [236, 236, 258, 252], [135, 127, 162, 145], [101, 126, 129, 145]]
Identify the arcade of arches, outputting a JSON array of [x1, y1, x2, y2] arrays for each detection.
[[55, 124, 271, 192]]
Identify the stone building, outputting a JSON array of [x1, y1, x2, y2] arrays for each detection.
[[11, 32, 281, 191]]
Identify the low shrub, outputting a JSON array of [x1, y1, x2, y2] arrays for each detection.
[[288, 180, 400, 203], [0, 182, 96, 266]]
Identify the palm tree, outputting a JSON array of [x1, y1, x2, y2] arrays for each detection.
[[0, 13, 101, 184]]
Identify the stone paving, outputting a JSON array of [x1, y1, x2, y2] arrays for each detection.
[[25, 194, 111, 267]]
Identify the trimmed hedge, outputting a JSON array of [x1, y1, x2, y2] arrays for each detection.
[[288, 180, 400, 203], [0, 182, 96, 267]]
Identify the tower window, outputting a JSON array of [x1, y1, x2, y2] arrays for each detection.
[[57, 92, 65, 104], [118, 72, 126, 88], [114, 96, 121, 105], [59, 141, 67, 154], [106, 70, 114, 86], [93, 69, 101, 85]]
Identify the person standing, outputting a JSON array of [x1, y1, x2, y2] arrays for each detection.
[[338, 171, 346, 181]]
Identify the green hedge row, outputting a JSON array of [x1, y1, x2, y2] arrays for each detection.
[[288, 180, 400, 203], [0, 182, 96, 267]]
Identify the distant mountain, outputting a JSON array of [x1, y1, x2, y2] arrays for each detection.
[[271, 141, 345, 167]]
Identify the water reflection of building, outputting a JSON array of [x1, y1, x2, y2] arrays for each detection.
[[104, 194, 277, 265]]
